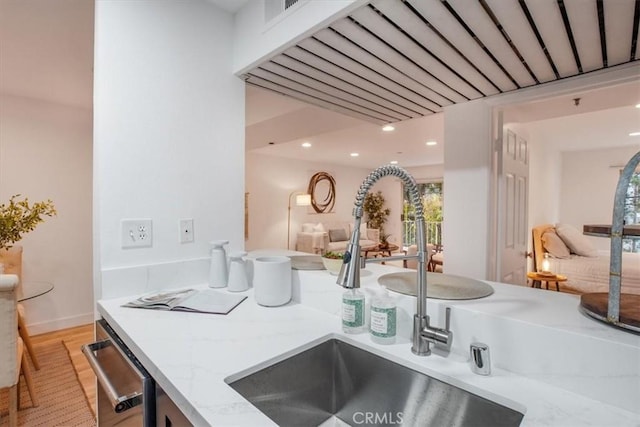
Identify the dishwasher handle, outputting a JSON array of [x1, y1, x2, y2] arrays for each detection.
[[82, 340, 143, 413]]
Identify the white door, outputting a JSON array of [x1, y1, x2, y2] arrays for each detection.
[[497, 123, 529, 285]]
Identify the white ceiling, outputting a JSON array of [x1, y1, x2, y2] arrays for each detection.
[[205, 0, 250, 14], [245, 0, 640, 125], [247, 84, 445, 168], [245, 0, 640, 168], [0, 0, 94, 109], [246, 79, 640, 168], [1, 0, 638, 170]]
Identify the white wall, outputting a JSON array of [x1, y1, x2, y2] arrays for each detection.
[[233, 0, 365, 74], [94, 1, 245, 299], [245, 152, 402, 250], [526, 106, 640, 252], [0, 94, 93, 333], [527, 131, 563, 229], [406, 164, 444, 182], [443, 100, 493, 279], [559, 146, 639, 251]]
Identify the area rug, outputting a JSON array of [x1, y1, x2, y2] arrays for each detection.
[[0, 341, 96, 426]]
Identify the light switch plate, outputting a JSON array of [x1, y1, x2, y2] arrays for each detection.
[[121, 219, 152, 248], [180, 218, 194, 243]]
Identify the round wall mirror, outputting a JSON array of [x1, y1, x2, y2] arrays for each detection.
[[307, 172, 336, 213]]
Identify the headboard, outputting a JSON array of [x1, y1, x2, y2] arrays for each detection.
[[531, 224, 554, 272]]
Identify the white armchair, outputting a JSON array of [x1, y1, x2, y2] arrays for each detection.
[[295, 222, 380, 254], [0, 245, 40, 370], [0, 274, 38, 426], [295, 230, 329, 254], [405, 244, 435, 270]]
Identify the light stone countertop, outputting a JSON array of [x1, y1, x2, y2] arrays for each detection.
[[97, 258, 640, 427]]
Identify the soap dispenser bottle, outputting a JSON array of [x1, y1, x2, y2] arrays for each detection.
[[208, 240, 229, 288], [342, 288, 365, 334], [370, 287, 396, 344]]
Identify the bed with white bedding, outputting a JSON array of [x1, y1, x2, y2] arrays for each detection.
[[532, 224, 640, 295]]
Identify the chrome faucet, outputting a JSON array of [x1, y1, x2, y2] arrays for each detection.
[[337, 165, 452, 356]]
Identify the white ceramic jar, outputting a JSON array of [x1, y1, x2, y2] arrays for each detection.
[[208, 240, 229, 288], [253, 256, 292, 306], [227, 251, 249, 292]]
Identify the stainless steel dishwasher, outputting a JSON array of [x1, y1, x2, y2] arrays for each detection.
[[82, 319, 156, 426]]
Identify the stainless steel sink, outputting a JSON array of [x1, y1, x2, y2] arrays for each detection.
[[227, 338, 524, 426]]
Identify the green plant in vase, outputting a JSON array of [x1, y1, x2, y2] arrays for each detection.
[[0, 194, 57, 251], [363, 191, 390, 246]]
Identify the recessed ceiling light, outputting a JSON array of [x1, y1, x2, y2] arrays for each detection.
[[635, 104, 640, 108], [629, 132, 640, 137], [350, 152, 359, 157], [301, 142, 312, 148], [426, 141, 437, 146], [382, 125, 395, 132], [390, 160, 398, 165]]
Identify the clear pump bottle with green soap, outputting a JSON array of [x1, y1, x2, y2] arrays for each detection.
[[342, 288, 365, 333], [370, 287, 396, 344]]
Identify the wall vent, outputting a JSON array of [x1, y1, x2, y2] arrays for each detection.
[[265, 0, 304, 23], [285, 0, 300, 9]]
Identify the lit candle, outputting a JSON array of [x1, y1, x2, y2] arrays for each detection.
[[542, 253, 551, 273]]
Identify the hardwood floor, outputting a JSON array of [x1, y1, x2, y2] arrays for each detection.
[[31, 323, 96, 415]]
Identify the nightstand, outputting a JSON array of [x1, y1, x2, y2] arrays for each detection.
[[527, 272, 567, 292]]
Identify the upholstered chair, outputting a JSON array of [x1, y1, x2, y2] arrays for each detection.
[[405, 244, 435, 270], [0, 246, 40, 369], [0, 274, 38, 426]]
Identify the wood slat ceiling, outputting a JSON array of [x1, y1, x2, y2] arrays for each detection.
[[245, 0, 640, 125]]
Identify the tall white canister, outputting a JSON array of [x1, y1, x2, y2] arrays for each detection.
[[253, 256, 292, 306]]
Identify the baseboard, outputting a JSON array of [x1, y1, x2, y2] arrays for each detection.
[[27, 312, 95, 335]]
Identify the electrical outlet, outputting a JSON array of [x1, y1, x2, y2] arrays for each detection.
[[179, 218, 194, 243], [121, 219, 153, 248]]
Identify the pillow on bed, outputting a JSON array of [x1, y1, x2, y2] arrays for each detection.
[[541, 230, 571, 258], [555, 223, 598, 257]]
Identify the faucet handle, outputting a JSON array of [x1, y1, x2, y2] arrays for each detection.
[[422, 308, 453, 352], [445, 307, 451, 331]]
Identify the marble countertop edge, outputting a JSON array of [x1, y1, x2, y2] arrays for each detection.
[[96, 264, 640, 427]]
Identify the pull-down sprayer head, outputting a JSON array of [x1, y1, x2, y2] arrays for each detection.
[[336, 217, 363, 289]]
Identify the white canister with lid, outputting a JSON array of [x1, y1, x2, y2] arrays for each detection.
[[253, 256, 291, 306], [208, 240, 229, 288], [227, 251, 249, 292]]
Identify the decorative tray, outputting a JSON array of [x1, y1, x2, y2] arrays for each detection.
[[289, 255, 325, 270], [378, 272, 494, 300]]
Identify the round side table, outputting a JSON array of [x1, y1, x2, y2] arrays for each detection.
[[527, 272, 566, 292]]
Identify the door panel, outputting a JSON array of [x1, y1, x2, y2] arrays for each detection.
[[499, 128, 529, 285]]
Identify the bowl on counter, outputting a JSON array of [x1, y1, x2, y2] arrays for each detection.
[[321, 253, 344, 275]]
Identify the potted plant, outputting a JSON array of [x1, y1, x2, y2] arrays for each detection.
[[0, 194, 57, 253], [321, 251, 344, 275], [363, 191, 390, 245], [379, 233, 392, 250]]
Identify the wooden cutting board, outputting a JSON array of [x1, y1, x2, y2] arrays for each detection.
[[580, 293, 640, 330]]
